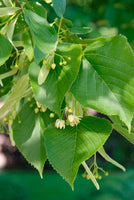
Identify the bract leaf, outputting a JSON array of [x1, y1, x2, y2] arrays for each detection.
[[69, 27, 92, 35], [0, 7, 20, 17], [44, 116, 112, 188], [38, 64, 50, 85], [110, 115, 134, 144]]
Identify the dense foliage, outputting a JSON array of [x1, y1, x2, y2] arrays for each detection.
[[0, 0, 134, 190]]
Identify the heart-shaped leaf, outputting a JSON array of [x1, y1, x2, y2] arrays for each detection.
[[52, 0, 66, 17], [12, 102, 47, 177], [44, 116, 112, 188], [29, 43, 82, 116], [23, 9, 58, 63], [71, 35, 134, 131]]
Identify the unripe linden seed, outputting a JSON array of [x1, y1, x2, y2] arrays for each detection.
[[9, 119, 13, 124], [18, 120, 22, 124], [3, 117, 7, 122], [69, 108, 72, 113], [104, 172, 109, 176], [82, 173, 86, 178], [51, 63, 56, 69], [63, 61, 67, 65], [86, 174, 90, 180], [50, 113, 55, 118], [34, 108, 39, 114], [36, 101, 42, 108], [27, 97, 32, 102], [98, 176, 102, 180], [43, 59, 47, 64], [40, 106, 47, 112], [15, 64, 19, 68]]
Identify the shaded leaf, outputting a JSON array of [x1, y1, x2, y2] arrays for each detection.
[[29, 1, 47, 19], [22, 31, 34, 61], [110, 115, 134, 144], [0, 74, 29, 118], [69, 27, 92, 35], [0, 34, 12, 66], [23, 9, 58, 63], [12, 102, 47, 177]]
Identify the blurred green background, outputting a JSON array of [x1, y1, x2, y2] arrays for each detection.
[[0, 0, 134, 199]]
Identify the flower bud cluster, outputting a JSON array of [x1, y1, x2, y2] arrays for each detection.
[[66, 114, 80, 127], [36, 101, 47, 113], [55, 112, 80, 130]]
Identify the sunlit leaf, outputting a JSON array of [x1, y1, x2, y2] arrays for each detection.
[[71, 35, 134, 131], [29, 43, 82, 116], [44, 116, 112, 188]]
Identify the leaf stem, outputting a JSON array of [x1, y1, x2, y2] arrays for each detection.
[[82, 161, 100, 190], [58, 17, 63, 36], [0, 69, 18, 80], [15, 0, 21, 7]]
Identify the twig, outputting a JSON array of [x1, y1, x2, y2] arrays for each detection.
[[15, 0, 21, 7]]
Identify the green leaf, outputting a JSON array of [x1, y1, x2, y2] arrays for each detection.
[[0, 69, 17, 80], [0, 7, 20, 17], [29, 1, 47, 19], [2, 0, 12, 7], [0, 74, 29, 118], [6, 16, 18, 42], [0, 34, 12, 66], [29, 43, 82, 116], [44, 116, 112, 188], [69, 27, 92, 35], [23, 9, 58, 63], [12, 102, 47, 177], [71, 35, 134, 131], [22, 31, 34, 61], [52, 0, 66, 17], [110, 115, 134, 144]]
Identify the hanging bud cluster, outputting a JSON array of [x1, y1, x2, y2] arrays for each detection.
[[35, 101, 47, 113], [55, 107, 81, 130]]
